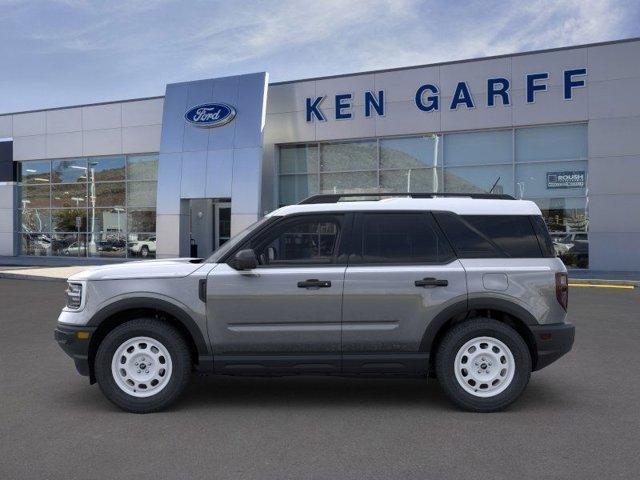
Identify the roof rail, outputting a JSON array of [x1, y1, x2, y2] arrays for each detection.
[[297, 192, 515, 204]]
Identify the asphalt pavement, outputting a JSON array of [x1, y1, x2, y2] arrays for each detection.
[[0, 279, 639, 480]]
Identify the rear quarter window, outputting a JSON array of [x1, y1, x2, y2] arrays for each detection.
[[434, 212, 544, 258]]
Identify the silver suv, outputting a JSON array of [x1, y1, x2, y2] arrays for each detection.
[[55, 193, 575, 413]]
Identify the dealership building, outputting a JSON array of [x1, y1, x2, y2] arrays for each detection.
[[0, 37, 639, 270]]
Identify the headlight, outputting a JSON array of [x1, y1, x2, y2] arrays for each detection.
[[65, 282, 83, 309]]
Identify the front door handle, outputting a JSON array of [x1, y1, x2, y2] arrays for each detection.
[[415, 277, 448, 287], [297, 279, 332, 289]]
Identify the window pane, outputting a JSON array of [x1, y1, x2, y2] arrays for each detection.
[[358, 213, 453, 263], [380, 168, 441, 193], [94, 182, 125, 207], [20, 160, 50, 184], [89, 156, 125, 182], [444, 130, 512, 166], [380, 136, 441, 169], [321, 140, 377, 172], [51, 158, 87, 183], [50, 233, 87, 257], [444, 165, 514, 195], [52, 183, 87, 208], [320, 171, 377, 193], [20, 209, 51, 233], [515, 161, 587, 198], [516, 124, 587, 162], [128, 234, 156, 258], [21, 184, 50, 208], [256, 220, 339, 265], [128, 209, 156, 232], [52, 209, 87, 232], [88, 234, 126, 258], [127, 155, 158, 181], [462, 216, 542, 258], [279, 145, 318, 174], [20, 233, 52, 256], [534, 197, 588, 233], [127, 181, 157, 207], [89, 208, 127, 237], [279, 174, 318, 206]]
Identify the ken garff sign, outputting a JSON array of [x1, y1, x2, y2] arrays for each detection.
[[305, 68, 587, 122], [185, 103, 237, 128]]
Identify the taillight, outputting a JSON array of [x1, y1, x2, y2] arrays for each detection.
[[555, 272, 568, 311]]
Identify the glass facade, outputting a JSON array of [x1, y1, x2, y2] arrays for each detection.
[[18, 154, 158, 259], [277, 124, 588, 267]]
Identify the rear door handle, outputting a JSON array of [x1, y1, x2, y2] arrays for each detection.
[[297, 279, 332, 289], [415, 277, 448, 287]]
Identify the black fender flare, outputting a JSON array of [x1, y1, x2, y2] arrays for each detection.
[[419, 297, 537, 353], [87, 297, 211, 360]]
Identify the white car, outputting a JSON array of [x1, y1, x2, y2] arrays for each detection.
[[128, 236, 156, 257]]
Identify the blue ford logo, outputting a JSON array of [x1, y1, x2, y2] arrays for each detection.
[[185, 103, 236, 128]]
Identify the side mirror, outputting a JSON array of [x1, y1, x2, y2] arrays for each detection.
[[232, 249, 258, 270]]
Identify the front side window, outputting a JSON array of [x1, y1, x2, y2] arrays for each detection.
[[249, 216, 342, 266], [353, 213, 453, 264]]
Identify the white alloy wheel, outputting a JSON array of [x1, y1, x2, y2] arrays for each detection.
[[110, 336, 173, 398], [454, 336, 515, 398]]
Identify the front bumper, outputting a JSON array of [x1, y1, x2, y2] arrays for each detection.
[[530, 322, 575, 371], [54, 324, 97, 377]]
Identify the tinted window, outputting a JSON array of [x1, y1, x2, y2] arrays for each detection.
[[355, 213, 453, 264], [435, 212, 543, 258], [530, 215, 555, 257], [253, 216, 341, 265]]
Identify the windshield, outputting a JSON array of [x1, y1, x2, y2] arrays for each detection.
[[206, 216, 273, 263]]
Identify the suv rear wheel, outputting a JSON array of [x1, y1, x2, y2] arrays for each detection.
[[94, 318, 191, 413], [436, 318, 531, 412]]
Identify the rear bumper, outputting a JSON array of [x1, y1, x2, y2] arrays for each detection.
[[54, 324, 96, 377], [530, 322, 575, 371]]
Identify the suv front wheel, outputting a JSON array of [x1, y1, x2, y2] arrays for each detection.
[[94, 318, 191, 413], [436, 318, 531, 412]]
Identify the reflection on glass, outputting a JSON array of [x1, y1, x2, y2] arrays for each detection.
[[127, 181, 157, 207], [515, 161, 587, 198], [52, 209, 87, 232], [127, 155, 159, 181], [52, 183, 87, 208], [21, 185, 50, 208], [89, 156, 125, 182], [88, 234, 126, 258], [380, 168, 441, 193], [278, 175, 318, 206], [94, 182, 125, 207], [50, 233, 87, 257], [444, 165, 514, 195], [51, 158, 88, 183], [320, 171, 377, 193], [128, 233, 156, 258], [20, 160, 50, 184], [127, 209, 156, 232], [20, 209, 51, 233], [444, 130, 512, 166], [321, 141, 377, 172], [21, 233, 52, 256], [279, 145, 318, 174], [516, 124, 587, 163], [380, 136, 440, 170]]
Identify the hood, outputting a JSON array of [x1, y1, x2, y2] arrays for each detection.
[[68, 258, 205, 281]]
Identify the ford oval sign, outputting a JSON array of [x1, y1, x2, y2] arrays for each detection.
[[184, 103, 236, 128]]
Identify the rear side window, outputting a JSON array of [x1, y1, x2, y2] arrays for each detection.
[[434, 212, 543, 258], [353, 213, 454, 264], [530, 215, 555, 258]]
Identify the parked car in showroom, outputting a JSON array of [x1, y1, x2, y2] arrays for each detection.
[[55, 193, 574, 413], [128, 236, 156, 257]]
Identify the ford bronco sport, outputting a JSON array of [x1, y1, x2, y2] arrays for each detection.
[[55, 193, 575, 413]]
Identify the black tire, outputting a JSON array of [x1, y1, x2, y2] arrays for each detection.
[[435, 318, 531, 412], [95, 318, 191, 413]]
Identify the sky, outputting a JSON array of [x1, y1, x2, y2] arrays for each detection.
[[0, 0, 638, 113]]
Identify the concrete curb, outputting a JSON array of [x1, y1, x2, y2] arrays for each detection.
[[0, 272, 68, 282]]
